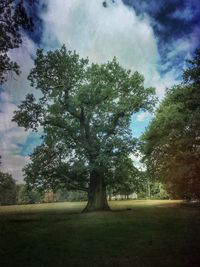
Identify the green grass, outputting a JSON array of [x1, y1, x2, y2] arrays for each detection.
[[0, 200, 200, 267]]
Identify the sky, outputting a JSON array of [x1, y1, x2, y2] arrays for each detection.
[[0, 0, 199, 182]]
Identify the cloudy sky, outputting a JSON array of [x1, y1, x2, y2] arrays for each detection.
[[0, 0, 199, 182]]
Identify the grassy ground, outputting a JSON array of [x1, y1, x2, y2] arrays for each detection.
[[0, 200, 200, 267]]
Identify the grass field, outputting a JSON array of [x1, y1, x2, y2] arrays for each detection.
[[0, 200, 200, 267]]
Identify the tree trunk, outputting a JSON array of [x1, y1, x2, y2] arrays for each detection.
[[83, 171, 110, 212]]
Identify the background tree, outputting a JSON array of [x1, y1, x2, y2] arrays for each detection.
[[55, 188, 87, 202], [0, 171, 16, 205], [43, 191, 57, 203], [107, 156, 143, 199], [142, 49, 200, 200], [16, 183, 42, 204], [13, 46, 156, 211], [0, 0, 33, 84]]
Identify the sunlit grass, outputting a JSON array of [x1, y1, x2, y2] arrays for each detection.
[[0, 199, 183, 214], [0, 201, 86, 214]]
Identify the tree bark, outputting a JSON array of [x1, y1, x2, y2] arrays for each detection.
[[83, 171, 110, 212]]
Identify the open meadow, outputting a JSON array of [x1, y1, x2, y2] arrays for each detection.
[[0, 200, 200, 267]]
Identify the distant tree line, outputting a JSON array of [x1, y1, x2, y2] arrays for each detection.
[[0, 171, 88, 205], [0, 170, 169, 205]]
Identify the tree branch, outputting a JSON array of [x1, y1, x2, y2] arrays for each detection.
[[102, 111, 125, 143], [62, 175, 88, 192]]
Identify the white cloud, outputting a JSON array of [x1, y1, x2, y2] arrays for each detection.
[[129, 152, 145, 170], [157, 29, 199, 96], [0, 154, 29, 183], [0, 101, 16, 134], [41, 0, 174, 97], [171, 6, 195, 21], [165, 38, 193, 64], [0, 92, 30, 182], [4, 35, 37, 104], [136, 112, 150, 122], [151, 69, 180, 98], [0, 36, 38, 182]]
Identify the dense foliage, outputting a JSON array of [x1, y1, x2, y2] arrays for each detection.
[[142, 50, 200, 200], [16, 184, 42, 204], [107, 158, 145, 198], [13, 45, 156, 211], [0, 171, 16, 205]]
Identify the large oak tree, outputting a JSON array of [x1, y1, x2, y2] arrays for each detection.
[[13, 46, 156, 211]]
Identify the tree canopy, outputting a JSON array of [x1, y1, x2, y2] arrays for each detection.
[[13, 45, 156, 211], [142, 49, 200, 200], [107, 156, 142, 198], [0, 171, 16, 205]]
